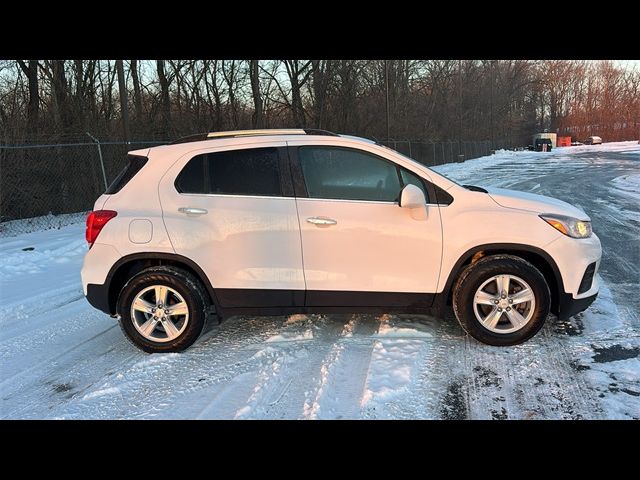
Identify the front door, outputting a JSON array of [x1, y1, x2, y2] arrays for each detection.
[[289, 144, 443, 307], [160, 143, 305, 308]]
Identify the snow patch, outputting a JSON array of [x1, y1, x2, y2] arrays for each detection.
[[361, 339, 424, 407], [82, 387, 120, 400], [285, 314, 308, 325], [265, 329, 313, 343]]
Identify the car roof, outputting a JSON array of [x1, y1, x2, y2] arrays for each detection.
[[129, 130, 377, 157]]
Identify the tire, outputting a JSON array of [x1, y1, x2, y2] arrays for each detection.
[[117, 266, 209, 353], [452, 254, 550, 346]]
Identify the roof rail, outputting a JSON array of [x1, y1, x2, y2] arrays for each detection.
[[170, 128, 338, 145]]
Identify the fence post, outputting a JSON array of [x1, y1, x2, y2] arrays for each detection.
[[87, 132, 108, 190]]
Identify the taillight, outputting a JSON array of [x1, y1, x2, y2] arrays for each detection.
[[86, 210, 117, 247]]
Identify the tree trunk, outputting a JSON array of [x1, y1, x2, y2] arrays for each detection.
[[130, 60, 143, 119], [116, 60, 131, 142], [157, 60, 171, 137], [51, 60, 71, 132], [311, 60, 331, 129], [249, 60, 263, 128], [17, 60, 39, 130]]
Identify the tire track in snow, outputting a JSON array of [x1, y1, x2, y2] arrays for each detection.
[[461, 320, 604, 420], [302, 314, 381, 420], [229, 315, 365, 419], [0, 322, 118, 393], [364, 315, 468, 420]]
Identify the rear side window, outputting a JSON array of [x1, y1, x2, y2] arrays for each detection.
[[175, 147, 281, 196], [105, 155, 148, 194]]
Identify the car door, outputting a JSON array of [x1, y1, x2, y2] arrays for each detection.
[[159, 142, 305, 308], [289, 143, 443, 307]]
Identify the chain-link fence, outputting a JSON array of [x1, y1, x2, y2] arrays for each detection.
[[379, 139, 520, 167], [0, 138, 520, 236], [0, 140, 166, 235]]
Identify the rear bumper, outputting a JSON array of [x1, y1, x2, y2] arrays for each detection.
[[86, 283, 113, 315], [557, 292, 598, 320]]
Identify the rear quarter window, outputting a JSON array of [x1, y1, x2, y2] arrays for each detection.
[[105, 155, 148, 194], [175, 147, 282, 196]]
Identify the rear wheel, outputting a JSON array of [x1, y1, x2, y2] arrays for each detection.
[[452, 255, 550, 346], [117, 266, 208, 353]]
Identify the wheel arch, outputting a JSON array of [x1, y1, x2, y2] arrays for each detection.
[[442, 243, 564, 315], [104, 252, 219, 315]]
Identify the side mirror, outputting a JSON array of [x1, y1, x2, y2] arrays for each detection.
[[399, 184, 426, 209], [399, 184, 428, 220]]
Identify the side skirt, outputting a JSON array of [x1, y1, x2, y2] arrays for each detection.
[[214, 289, 445, 319]]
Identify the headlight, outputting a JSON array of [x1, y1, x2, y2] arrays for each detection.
[[540, 214, 592, 238]]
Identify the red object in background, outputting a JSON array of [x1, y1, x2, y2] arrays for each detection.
[[558, 136, 571, 147]]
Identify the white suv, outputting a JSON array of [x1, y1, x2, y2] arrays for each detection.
[[81, 129, 602, 353]]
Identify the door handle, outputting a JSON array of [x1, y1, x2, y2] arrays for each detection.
[[178, 207, 208, 216], [306, 216, 337, 226]]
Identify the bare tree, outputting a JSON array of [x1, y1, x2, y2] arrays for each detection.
[[283, 60, 312, 127], [1, 59, 637, 144], [116, 60, 130, 141], [130, 60, 143, 119], [249, 60, 263, 128], [156, 60, 171, 137], [16, 60, 39, 129]]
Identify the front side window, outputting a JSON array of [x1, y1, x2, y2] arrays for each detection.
[[175, 147, 281, 196], [400, 167, 429, 200], [298, 147, 401, 202]]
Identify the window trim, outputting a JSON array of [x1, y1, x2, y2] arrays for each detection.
[[173, 146, 292, 198], [290, 145, 436, 204]]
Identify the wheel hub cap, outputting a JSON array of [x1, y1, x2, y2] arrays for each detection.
[[130, 285, 189, 343], [472, 274, 536, 334]]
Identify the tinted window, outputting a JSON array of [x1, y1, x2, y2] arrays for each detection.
[[175, 155, 205, 194], [105, 155, 148, 194], [400, 168, 429, 201], [299, 147, 401, 202], [175, 147, 281, 196]]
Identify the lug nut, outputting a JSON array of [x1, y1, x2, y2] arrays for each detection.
[[153, 316, 158, 320], [497, 308, 502, 312], [494, 300, 499, 304], [509, 299, 513, 304], [506, 307, 511, 311], [152, 307, 156, 313]]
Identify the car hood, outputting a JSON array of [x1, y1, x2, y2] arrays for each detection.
[[484, 187, 590, 220]]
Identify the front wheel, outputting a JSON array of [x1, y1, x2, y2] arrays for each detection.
[[452, 255, 550, 346], [117, 266, 209, 353]]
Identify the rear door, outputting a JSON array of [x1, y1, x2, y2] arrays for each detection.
[[159, 142, 305, 308]]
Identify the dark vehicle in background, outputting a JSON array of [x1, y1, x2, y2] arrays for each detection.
[[529, 138, 553, 152], [585, 136, 603, 145]]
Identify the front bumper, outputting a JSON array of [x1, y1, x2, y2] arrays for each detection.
[[544, 232, 602, 298], [557, 292, 598, 320]]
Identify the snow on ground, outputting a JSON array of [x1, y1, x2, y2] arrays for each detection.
[[1, 141, 638, 419]]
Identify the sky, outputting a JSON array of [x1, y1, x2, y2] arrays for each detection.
[[615, 60, 640, 70]]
